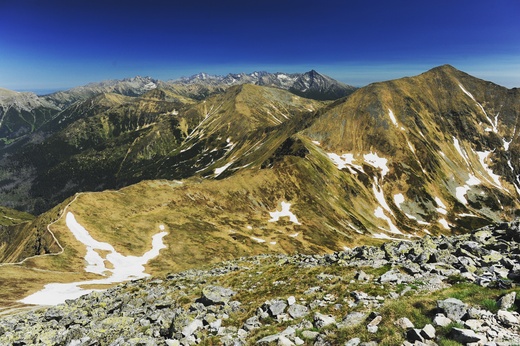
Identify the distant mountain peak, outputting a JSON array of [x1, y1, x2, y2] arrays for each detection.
[[170, 70, 356, 101]]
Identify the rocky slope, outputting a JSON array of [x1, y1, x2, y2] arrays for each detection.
[[1, 219, 519, 345]]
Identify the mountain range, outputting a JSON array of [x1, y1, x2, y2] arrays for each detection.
[[0, 65, 519, 317]]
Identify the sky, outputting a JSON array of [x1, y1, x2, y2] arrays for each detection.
[[1, 0, 519, 93]]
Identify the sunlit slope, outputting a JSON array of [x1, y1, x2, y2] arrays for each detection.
[[305, 64, 520, 235]]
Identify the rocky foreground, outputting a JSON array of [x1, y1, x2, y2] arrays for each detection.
[[2, 221, 520, 345]]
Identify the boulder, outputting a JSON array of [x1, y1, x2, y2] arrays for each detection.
[[497, 292, 516, 310], [394, 317, 414, 329], [199, 286, 236, 306], [437, 298, 467, 321], [449, 327, 486, 343], [287, 304, 308, 319], [313, 312, 336, 328]]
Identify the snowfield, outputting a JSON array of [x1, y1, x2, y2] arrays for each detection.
[[20, 212, 167, 306]]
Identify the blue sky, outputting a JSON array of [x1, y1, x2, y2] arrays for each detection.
[[1, 0, 519, 93]]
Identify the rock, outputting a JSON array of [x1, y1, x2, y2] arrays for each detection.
[[287, 304, 308, 319], [464, 319, 483, 331], [301, 330, 319, 340], [181, 319, 203, 338], [449, 328, 486, 343], [378, 269, 413, 283], [355, 270, 371, 281], [268, 300, 288, 317], [420, 324, 436, 340], [278, 335, 295, 346], [313, 312, 336, 328], [394, 317, 414, 329], [345, 338, 361, 346], [243, 316, 261, 331], [339, 312, 367, 328], [497, 292, 516, 310], [367, 315, 382, 333], [497, 310, 519, 326], [437, 298, 467, 321], [406, 329, 424, 343], [287, 296, 296, 306], [199, 286, 236, 306]]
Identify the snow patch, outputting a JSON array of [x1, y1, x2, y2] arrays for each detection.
[[289, 232, 299, 238], [20, 213, 167, 306], [269, 202, 301, 225], [214, 162, 233, 177], [476, 151, 502, 188], [312, 140, 321, 146], [455, 174, 480, 206], [453, 137, 469, 165], [393, 194, 405, 208], [251, 237, 266, 243], [388, 109, 398, 126], [438, 218, 450, 230], [327, 153, 364, 174], [364, 153, 389, 177], [374, 207, 402, 234]]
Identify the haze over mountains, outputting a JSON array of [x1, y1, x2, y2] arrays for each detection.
[[0, 65, 519, 312]]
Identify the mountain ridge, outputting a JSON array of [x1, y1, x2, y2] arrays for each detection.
[[1, 65, 520, 321]]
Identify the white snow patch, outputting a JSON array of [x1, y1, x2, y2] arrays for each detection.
[[458, 213, 477, 217], [453, 137, 469, 165], [388, 109, 398, 126], [20, 213, 167, 306], [246, 226, 253, 230], [373, 177, 393, 216], [251, 237, 266, 243], [435, 197, 447, 209], [214, 162, 233, 177], [327, 153, 364, 174], [476, 151, 502, 188], [438, 218, 450, 230], [459, 84, 497, 133], [289, 232, 299, 238], [393, 194, 405, 208], [364, 153, 389, 177], [312, 140, 321, 146], [372, 232, 405, 241], [270, 241, 277, 245], [159, 224, 165, 231], [269, 202, 301, 225], [374, 206, 402, 234]]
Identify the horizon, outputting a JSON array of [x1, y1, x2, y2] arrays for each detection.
[[1, 1, 519, 92]]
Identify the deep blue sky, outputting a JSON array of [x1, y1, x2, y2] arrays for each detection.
[[1, 0, 519, 93]]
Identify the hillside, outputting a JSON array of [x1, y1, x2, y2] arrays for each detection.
[[0, 65, 519, 334]]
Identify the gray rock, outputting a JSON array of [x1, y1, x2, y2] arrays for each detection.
[[497, 310, 519, 326], [181, 318, 203, 338], [420, 324, 436, 340], [268, 300, 288, 317], [378, 269, 413, 283], [314, 312, 336, 328], [199, 286, 236, 306], [497, 292, 516, 310], [406, 329, 424, 343], [449, 328, 486, 343], [345, 338, 361, 346], [394, 317, 414, 329], [340, 312, 367, 328], [437, 298, 467, 321], [243, 316, 261, 331], [367, 315, 382, 333], [287, 304, 308, 319], [355, 270, 371, 281], [301, 330, 319, 340]]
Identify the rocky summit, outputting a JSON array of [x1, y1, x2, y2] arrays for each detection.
[[1, 219, 519, 345]]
